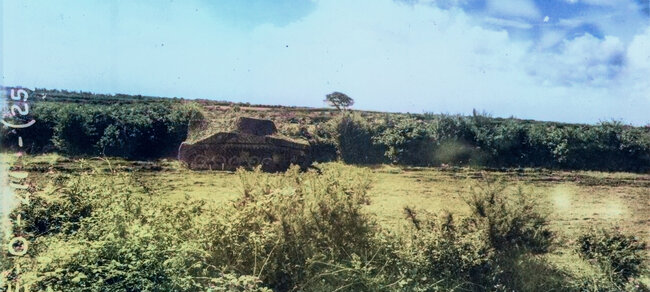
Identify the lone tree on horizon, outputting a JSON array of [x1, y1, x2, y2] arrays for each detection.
[[324, 91, 354, 111]]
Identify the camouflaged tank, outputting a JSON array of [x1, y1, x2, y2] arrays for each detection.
[[178, 117, 311, 172]]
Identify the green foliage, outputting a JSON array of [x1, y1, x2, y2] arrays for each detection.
[[206, 274, 272, 291], [464, 182, 554, 254], [12, 174, 95, 236], [3, 88, 649, 172], [526, 122, 650, 171], [51, 104, 106, 155], [308, 135, 338, 163], [400, 210, 495, 289], [3, 162, 647, 291], [373, 115, 436, 165], [324, 91, 354, 111], [97, 102, 202, 158], [578, 228, 647, 285], [204, 164, 381, 290], [0, 102, 59, 152], [2, 101, 202, 159], [397, 178, 556, 290], [327, 113, 386, 164], [6, 164, 395, 291], [11, 174, 213, 291]]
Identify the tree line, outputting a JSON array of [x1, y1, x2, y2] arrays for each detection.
[[2, 92, 649, 172]]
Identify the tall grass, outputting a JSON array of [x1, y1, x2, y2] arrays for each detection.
[[2, 163, 647, 291]]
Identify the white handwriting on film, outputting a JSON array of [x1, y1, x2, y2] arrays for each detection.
[[2, 89, 35, 128], [1, 88, 36, 291]]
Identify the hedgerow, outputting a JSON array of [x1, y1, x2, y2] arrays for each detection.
[[2, 89, 649, 171], [1, 101, 202, 159]]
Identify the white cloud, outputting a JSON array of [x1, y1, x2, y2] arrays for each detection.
[[236, 0, 648, 124], [624, 27, 650, 105], [483, 17, 533, 29], [566, 0, 618, 6], [486, 0, 541, 19], [538, 29, 566, 49], [529, 34, 626, 86], [627, 27, 650, 70], [2, 0, 649, 125], [556, 0, 645, 42]]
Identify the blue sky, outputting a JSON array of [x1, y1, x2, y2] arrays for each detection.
[[1, 0, 649, 124]]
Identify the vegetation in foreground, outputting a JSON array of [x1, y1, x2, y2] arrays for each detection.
[[2, 159, 647, 291]]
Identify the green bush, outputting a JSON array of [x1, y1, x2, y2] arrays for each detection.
[[52, 104, 108, 155], [201, 164, 383, 290], [4, 88, 650, 172], [398, 179, 556, 290], [578, 228, 647, 285], [8, 163, 401, 291], [12, 174, 95, 236], [9, 174, 196, 290], [0, 102, 59, 152], [97, 102, 201, 158], [373, 115, 436, 165], [308, 124, 339, 163], [5, 162, 648, 291], [327, 113, 386, 164], [464, 182, 554, 254], [400, 210, 495, 289], [10, 101, 202, 159], [473, 120, 531, 167], [206, 274, 272, 291]]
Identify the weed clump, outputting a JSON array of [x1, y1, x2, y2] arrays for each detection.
[[464, 182, 554, 254], [578, 228, 647, 285]]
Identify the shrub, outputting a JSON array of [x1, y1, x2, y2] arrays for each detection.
[[8, 163, 395, 291], [308, 136, 338, 163], [400, 210, 495, 289], [51, 104, 107, 155], [373, 115, 436, 165], [399, 179, 555, 290], [464, 181, 553, 253], [1, 100, 201, 160], [433, 114, 476, 143], [207, 274, 272, 291], [96, 102, 200, 158], [578, 228, 647, 285], [13, 173, 220, 291], [0, 102, 59, 153], [526, 123, 558, 167], [12, 174, 95, 236], [201, 164, 382, 290], [619, 126, 650, 172], [4, 160, 646, 291], [474, 120, 531, 167], [328, 113, 386, 164]]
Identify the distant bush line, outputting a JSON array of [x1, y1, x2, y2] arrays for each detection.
[[2, 89, 649, 172], [1, 100, 202, 159], [315, 113, 650, 172]]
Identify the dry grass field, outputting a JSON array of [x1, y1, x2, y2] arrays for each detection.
[[4, 153, 648, 290], [13, 153, 649, 244]]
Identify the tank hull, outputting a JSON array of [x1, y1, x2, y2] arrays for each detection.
[[178, 132, 311, 172]]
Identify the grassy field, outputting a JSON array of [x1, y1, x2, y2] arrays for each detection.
[[12, 153, 649, 243], [4, 153, 648, 290]]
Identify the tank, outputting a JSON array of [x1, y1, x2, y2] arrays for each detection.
[[178, 117, 311, 172]]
